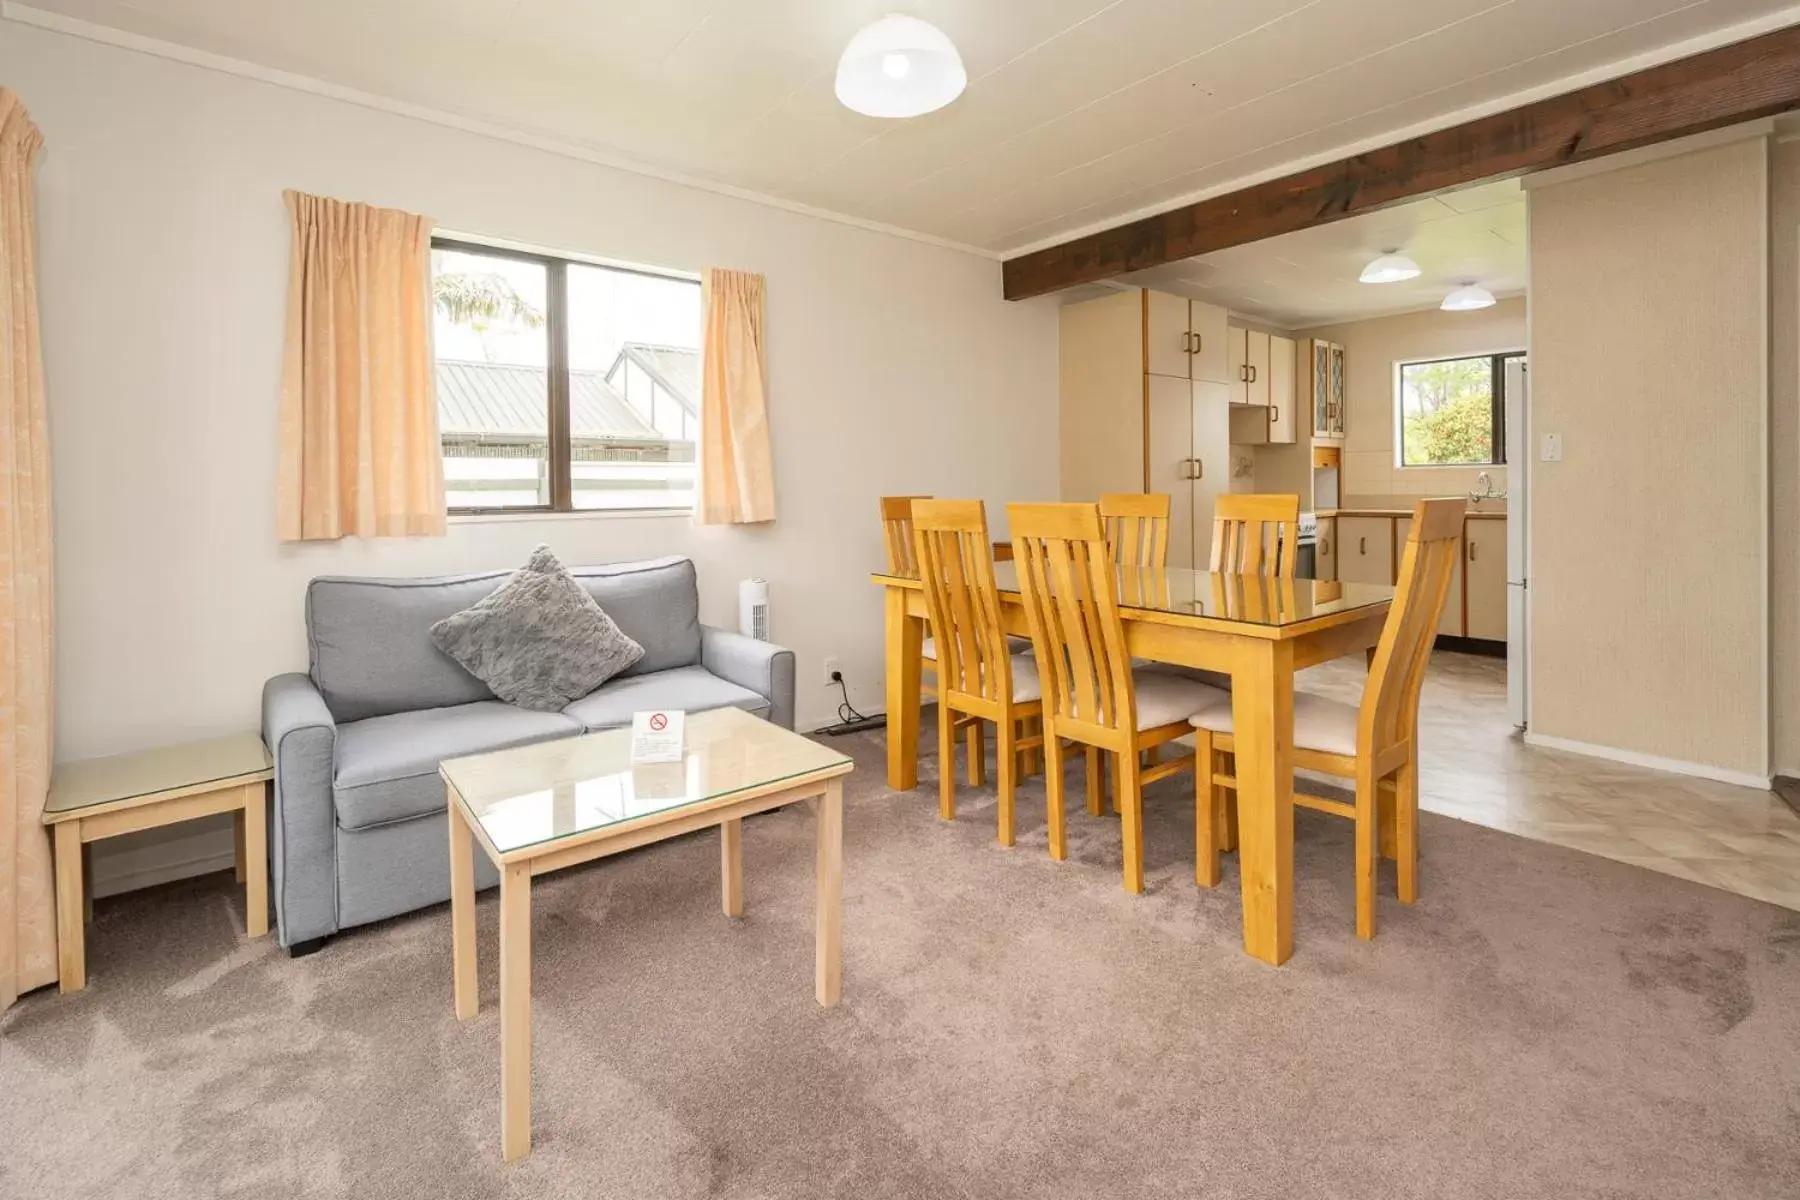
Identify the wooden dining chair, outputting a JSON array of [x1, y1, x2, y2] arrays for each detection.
[[883, 495, 988, 785], [1008, 503, 1228, 891], [912, 499, 1047, 846], [1099, 493, 1171, 568], [1190, 498, 1466, 938], [1210, 494, 1302, 577]]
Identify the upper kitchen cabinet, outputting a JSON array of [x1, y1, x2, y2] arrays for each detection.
[[1226, 329, 1298, 446], [1231, 329, 1271, 407], [1147, 291, 1230, 383], [1302, 338, 1347, 439]]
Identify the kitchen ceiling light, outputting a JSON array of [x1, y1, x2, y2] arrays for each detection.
[[836, 15, 966, 119], [1359, 252, 1422, 284], [1441, 283, 1498, 312]]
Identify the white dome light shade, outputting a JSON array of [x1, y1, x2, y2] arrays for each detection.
[[836, 15, 966, 119], [1359, 252, 1422, 284], [1441, 284, 1498, 312]]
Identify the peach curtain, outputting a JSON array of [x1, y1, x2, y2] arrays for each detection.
[[277, 190, 445, 540], [697, 268, 776, 524], [0, 88, 56, 1007]]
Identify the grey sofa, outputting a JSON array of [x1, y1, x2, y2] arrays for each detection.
[[260, 555, 795, 954]]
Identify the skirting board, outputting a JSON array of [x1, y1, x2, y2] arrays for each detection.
[[89, 817, 237, 899], [1524, 732, 1773, 791]]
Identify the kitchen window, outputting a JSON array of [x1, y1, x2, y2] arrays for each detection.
[[432, 238, 702, 514], [1395, 352, 1524, 468]]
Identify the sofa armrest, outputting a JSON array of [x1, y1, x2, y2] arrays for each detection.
[[262, 673, 339, 948], [700, 625, 796, 730]]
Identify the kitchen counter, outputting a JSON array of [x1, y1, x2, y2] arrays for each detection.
[[1318, 507, 1507, 519]]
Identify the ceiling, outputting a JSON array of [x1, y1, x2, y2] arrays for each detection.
[[1117, 179, 1527, 328], [9, 0, 1798, 255]]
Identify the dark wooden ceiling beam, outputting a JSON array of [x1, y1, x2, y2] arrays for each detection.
[[1001, 24, 1800, 300]]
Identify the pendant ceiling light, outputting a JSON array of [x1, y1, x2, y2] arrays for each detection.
[[836, 14, 967, 119], [1441, 283, 1498, 312], [1359, 251, 1421, 284]]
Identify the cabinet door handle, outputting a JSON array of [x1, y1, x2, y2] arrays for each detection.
[[1359, 536, 1367, 555], [1469, 541, 1478, 562], [1321, 538, 1330, 555], [1190, 333, 1201, 356], [1270, 405, 1278, 423], [1251, 365, 1258, 383], [1180, 331, 1192, 354]]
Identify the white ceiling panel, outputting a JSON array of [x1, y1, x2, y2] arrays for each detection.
[[1121, 183, 1529, 328], [9, 0, 1797, 255], [972, 0, 1790, 249]]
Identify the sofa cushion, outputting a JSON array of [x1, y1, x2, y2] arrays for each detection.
[[333, 701, 581, 830], [429, 548, 645, 712], [308, 556, 703, 723], [562, 665, 769, 732]]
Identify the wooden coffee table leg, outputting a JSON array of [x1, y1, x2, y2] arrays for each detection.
[[54, 821, 85, 993], [721, 818, 743, 917], [233, 810, 247, 884], [448, 793, 478, 1021], [815, 779, 844, 1008], [499, 862, 532, 1162], [243, 782, 269, 937]]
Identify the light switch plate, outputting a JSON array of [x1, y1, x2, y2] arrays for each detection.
[[1540, 433, 1563, 462]]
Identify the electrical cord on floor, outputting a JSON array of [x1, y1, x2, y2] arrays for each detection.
[[816, 671, 886, 736]]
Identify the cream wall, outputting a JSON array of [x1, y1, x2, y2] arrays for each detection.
[[1301, 299, 1527, 499], [1, 26, 1060, 887], [1771, 138, 1800, 777], [1526, 137, 1768, 779]]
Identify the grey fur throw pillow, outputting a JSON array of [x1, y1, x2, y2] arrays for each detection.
[[430, 546, 645, 712]]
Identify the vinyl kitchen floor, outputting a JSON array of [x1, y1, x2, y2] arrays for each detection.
[[1300, 651, 1800, 912]]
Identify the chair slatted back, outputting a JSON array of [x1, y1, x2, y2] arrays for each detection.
[[1360, 499, 1467, 752], [1008, 503, 1135, 741], [1099, 493, 1171, 569], [912, 500, 1013, 704], [879, 495, 931, 575], [1210, 494, 1302, 577]]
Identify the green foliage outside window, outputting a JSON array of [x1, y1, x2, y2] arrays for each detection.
[[1399, 357, 1500, 466]]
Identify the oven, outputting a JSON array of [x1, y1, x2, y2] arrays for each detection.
[[1292, 511, 1319, 578]]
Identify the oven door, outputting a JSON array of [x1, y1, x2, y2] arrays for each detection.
[[1293, 539, 1317, 579]]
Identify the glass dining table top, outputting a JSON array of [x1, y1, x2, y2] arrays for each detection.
[[882, 562, 1396, 629], [440, 707, 852, 857]]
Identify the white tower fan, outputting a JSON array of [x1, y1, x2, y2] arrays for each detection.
[[738, 579, 770, 641]]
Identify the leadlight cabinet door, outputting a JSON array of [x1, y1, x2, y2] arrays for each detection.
[[1312, 341, 1331, 434], [1329, 343, 1346, 437]]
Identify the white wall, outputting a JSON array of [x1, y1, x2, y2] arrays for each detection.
[[2, 25, 1060, 887]]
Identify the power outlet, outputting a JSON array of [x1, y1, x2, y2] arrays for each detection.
[[822, 657, 843, 686]]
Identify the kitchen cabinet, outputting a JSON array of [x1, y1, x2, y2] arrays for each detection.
[[1302, 338, 1346, 439], [1399, 516, 1466, 636], [1059, 289, 1233, 568], [1225, 331, 1297, 446], [1315, 517, 1337, 582], [1146, 290, 1230, 384], [1146, 377, 1230, 568], [1464, 519, 1508, 640], [1336, 517, 1393, 586]]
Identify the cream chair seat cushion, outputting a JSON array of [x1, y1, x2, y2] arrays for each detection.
[[923, 636, 1032, 661], [1055, 672, 1224, 731], [925, 649, 1042, 704], [1188, 690, 1360, 757], [1129, 672, 1228, 731]]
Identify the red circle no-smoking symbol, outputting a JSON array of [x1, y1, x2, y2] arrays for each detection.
[[649, 713, 668, 732]]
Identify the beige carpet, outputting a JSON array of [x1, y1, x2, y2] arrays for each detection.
[[3, 728, 1798, 1199]]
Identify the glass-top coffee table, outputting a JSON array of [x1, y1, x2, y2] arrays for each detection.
[[440, 707, 854, 1162]]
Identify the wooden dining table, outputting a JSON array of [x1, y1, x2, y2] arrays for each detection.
[[871, 562, 1396, 966]]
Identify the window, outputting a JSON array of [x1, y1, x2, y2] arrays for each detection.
[[431, 238, 702, 513], [1396, 352, 1524, 467]]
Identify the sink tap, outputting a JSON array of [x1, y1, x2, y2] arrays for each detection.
[[1468, 471, 1507, 503]]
